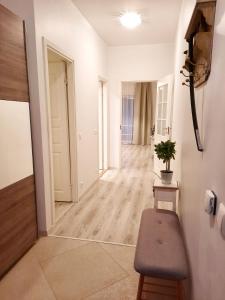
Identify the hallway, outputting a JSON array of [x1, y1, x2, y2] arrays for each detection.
[[51, 145, 154, 245], [1, 0, 225, 299]]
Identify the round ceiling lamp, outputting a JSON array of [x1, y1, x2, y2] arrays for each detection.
[[119, 12, 142, 29]]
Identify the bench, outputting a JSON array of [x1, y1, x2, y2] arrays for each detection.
[[134, 209, 189, 300]]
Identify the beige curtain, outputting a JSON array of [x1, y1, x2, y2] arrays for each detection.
[[132, 82, 153, 145]]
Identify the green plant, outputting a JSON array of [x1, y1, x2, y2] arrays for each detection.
[[154, 140, 176, 172]]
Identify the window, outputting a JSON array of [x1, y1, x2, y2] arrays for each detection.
[[157, 84, 168, 136], [121, 95, 134, 144]]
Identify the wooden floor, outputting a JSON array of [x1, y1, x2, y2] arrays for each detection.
[[55, 201, 74, 222], [51, 145, 155, 245]]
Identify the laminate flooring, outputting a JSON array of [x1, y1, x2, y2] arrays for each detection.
[[51, 145, 155, 245], [55, 202, 74, 222]]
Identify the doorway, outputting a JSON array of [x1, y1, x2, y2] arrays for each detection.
[[44, 42, 78, 225], [98, 80, 108, 175], [121, 81, 157, 168]]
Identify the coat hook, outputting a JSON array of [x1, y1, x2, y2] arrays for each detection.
[[180, 70, 189, 77], [182, 82, 190, 87], [180, 70, 194, 77]]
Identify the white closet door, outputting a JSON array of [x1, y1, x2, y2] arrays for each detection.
[[48, 62, 72, 202]]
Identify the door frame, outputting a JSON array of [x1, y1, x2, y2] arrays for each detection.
[[98, 77, 109, 176], [43, 38, 78, 225]]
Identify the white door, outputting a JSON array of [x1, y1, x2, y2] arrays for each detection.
[[48, 61, 72, 202], [154, 74, 174, 175]]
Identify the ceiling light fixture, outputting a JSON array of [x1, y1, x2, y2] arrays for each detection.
[[119, 12, 142, 29]]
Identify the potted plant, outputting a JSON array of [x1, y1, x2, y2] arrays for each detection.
[[154, 140, 176, 184]]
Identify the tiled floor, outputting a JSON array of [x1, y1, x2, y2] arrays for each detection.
[[0, 236, 137, 300], [0, 236, 177, 300]]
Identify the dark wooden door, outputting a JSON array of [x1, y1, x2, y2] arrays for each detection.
[[0, 4, 38, 278]]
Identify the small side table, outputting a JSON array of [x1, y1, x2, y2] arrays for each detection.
[[153, 179, 179, 212]]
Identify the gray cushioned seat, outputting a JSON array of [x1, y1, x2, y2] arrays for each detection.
[[134, 208, 189, 281]]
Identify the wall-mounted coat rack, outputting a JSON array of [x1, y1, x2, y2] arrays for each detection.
[[180, 0, 217, 151]]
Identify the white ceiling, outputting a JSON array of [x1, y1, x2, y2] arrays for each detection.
[[72, 0, 181, 46]]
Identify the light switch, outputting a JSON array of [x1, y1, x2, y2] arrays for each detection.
[[217, 203, 225, 239], [204, 190, 217, 215]]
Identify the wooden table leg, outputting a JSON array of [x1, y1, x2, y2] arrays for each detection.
[[154, 198, 158, 209], [173, 198, 176, 212], [136, 275, 144, 300]]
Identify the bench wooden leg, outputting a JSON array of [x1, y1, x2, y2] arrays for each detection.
[[177, 280, 183, 300], [136, 276, 184, 300], [136, 275, 144, 300]]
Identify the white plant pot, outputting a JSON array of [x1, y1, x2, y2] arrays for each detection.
[[160, 170, 173, 184]]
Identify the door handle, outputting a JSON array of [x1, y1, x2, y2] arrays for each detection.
[[163, 127, 171, 135], [167, 127, 172, 135]]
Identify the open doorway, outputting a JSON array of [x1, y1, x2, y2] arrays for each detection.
[[98, 80, 108, 175], [44, 42, 78, 225], [121, 82, 157, 168]]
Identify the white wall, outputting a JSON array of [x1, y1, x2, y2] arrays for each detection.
[[34, 0, 107, 231], [108, 44, 175, 167], [1, 0, 108, 232], [172, 0, 225, 299]]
